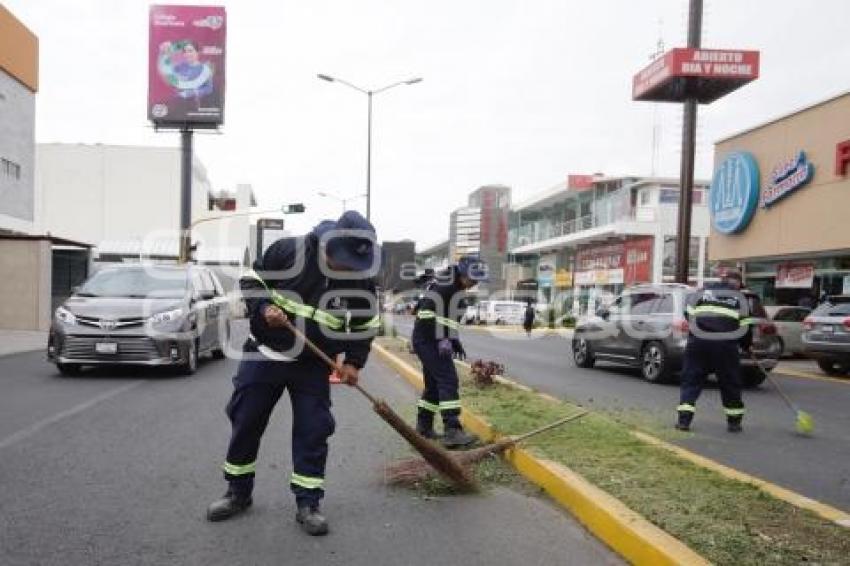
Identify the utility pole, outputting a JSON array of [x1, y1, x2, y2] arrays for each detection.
[[675, 0, 703, 284], [179, 127, 193, 263]]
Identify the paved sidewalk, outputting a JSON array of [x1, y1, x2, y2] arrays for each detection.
[[0, 329, 47, 358]]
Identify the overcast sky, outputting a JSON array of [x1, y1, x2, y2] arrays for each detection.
[[7, 0, 850, 248]]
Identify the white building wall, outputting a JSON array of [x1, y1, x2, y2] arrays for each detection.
[[34, 143, 211, 247]]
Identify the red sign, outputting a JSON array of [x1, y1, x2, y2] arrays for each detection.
[[836, 139, 850, 176], [577, 242, 624, 272], [148, 5, 227, 127], [568, 174, 596, 191], [624, 237, 653, 285], [633, 48, 759, 104], [776, 263, 815, 289]]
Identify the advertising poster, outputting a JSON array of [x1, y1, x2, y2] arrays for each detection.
[[148, 5, 226, 127], [775, 263, 815, 289]]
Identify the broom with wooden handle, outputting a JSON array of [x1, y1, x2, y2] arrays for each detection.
[[385, 410, 589, 485], [280, 318, 477, 491]]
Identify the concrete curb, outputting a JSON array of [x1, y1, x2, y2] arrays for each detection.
[[372, 343, 710, 566]]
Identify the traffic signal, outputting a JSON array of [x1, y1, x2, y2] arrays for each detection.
[[283, 203, 305, 214]]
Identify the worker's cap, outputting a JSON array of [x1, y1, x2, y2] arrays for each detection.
[[314, 211, 380, 272], [456, 254, 488, 282]]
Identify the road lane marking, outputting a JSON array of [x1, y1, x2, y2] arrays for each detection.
[[775, 366, 850, 385], [0, 381, 144, 450]]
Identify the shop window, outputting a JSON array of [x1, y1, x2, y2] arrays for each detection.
[[640, 190, 652, 206]]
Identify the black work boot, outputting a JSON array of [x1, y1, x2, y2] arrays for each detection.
[[442, 426, 478, 449], [675, 411, 693, 432], [416, 412, 441, 440], [296, 505, 329, 536], [727, 418, 743, 433], [206, 488, 252, 522]]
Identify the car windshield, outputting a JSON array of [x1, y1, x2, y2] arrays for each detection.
[[78, 268, 188, 298], [811, 301, 850, 317]]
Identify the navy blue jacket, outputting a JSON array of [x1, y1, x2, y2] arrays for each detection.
[[684, 282, 753, 349], [241, 230, 377, 368], [411, 267, 466, 343]]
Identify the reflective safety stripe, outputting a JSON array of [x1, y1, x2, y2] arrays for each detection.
[[677, 403, 696, 413], [223, 461, 256, 476], [417, 310, 459, 330], [247, 271, 344, 330], [417, 399, 439, 413], [724, 407, 746, 416], [692, 305, 740, 319], [739, 317, 755, 327], [351, 315, 381, 331], [290, 473, 324, 490], [439, 400, 462, 411]]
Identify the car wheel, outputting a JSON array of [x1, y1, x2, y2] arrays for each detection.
[[817, 359, 849, 376], [180, 339, 199, 376], [641, 341, 671, 383], [56, 363, 82, 376], [573, 338, 595, 368], [212, 323, 228, 360], [741, 367, 767, 388]]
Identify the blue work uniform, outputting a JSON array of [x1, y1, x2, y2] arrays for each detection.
[[221, 228, 378, 508], [411, 268, 466, 430], [678, 283, 753, 426]]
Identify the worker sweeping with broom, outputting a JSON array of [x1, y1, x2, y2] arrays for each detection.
[[412, 255, 487, 448], [206, 211, 380, 536]]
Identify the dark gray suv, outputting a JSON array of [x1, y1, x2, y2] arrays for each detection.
[[802, 295, 850, 376], [572, 284, 782, 387], [48, 264, 232, 376]]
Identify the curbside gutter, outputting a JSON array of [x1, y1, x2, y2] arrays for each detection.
[[372, 343, 710, 566]]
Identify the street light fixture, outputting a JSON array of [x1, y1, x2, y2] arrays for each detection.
[[317, 191, 368, 214], [317, 73, 423, 222]]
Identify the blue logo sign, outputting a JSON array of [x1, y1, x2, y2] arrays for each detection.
[[709, 151, 760, 234], [761, 151, 814, 208]]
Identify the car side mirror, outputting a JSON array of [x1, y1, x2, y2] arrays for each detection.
[[200, 290, 216, 301], [596, 307, 610, 320]]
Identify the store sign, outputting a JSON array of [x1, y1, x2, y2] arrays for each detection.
[[568, 174, 595, 191], [761, 151, 815, 208], [710, 151, 760, 234], [575, 242, 627, 286], [624, 237, 653, 284], [555, 269, 573, 288], [836, 139, 850, 176], [537, 254, 556, 287], [776, 263, 815, 289]]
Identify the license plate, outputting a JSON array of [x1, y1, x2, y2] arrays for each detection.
[[95, 342, 118, 354], [820, 325, 835, 334]]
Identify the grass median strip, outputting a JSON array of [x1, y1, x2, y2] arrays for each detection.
[[377, 338, 850, 566]]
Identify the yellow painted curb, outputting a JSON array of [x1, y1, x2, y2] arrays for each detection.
[[774, 365, 850, 385], [632, 431, 850, 528], [371, 343, 709, 565]]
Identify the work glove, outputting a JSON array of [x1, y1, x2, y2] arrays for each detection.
[[451, 338, 466, 360], [437, 338, 453, 358]]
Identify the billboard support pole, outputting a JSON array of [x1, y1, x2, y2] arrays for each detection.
[[674, 0, 702, 284], [179, 126, 194, 263]]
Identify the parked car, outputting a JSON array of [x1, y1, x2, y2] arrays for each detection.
[[571, 283, 782, 387], [764, 305, 811, 357], [48, 264, 231, 376], [474, 300, 526, 325], [802, 295, 850, 376]]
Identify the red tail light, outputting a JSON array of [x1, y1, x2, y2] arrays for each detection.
[[758, 322, 777, 336], [843, 318, 850, 330], [802, 317, 815, 331], [672, 318, 689, 334]]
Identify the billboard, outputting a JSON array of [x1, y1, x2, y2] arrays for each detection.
[[633, 48, 759, 104], [148, 5, 226, 127]]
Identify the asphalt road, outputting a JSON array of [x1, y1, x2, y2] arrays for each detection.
[[395, 318, 850, 512], [0, 325, 619, 566]]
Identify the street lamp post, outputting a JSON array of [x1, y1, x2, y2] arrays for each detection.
[[317, 74, 422, 222], [317, 191, 367, 214]]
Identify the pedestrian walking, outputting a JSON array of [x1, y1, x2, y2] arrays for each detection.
[[676, 269, 753, 433], [206, 211, 380, 536], [411, 255, 487, 448], [523, 302, 535, 337]]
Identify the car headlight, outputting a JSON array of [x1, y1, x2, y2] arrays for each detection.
[[148, 308, 185, 326], [55, 306, 77, 326]]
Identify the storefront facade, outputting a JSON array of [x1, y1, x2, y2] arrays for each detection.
[[709, 91, 850, 305]]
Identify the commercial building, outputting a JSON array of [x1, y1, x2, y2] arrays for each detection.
[[379, 240, 416, 293], [0, 5, 37, 235], [708, 91, 850, 305], [446, 185, 511, 292], [508, 174, 710, 313]]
